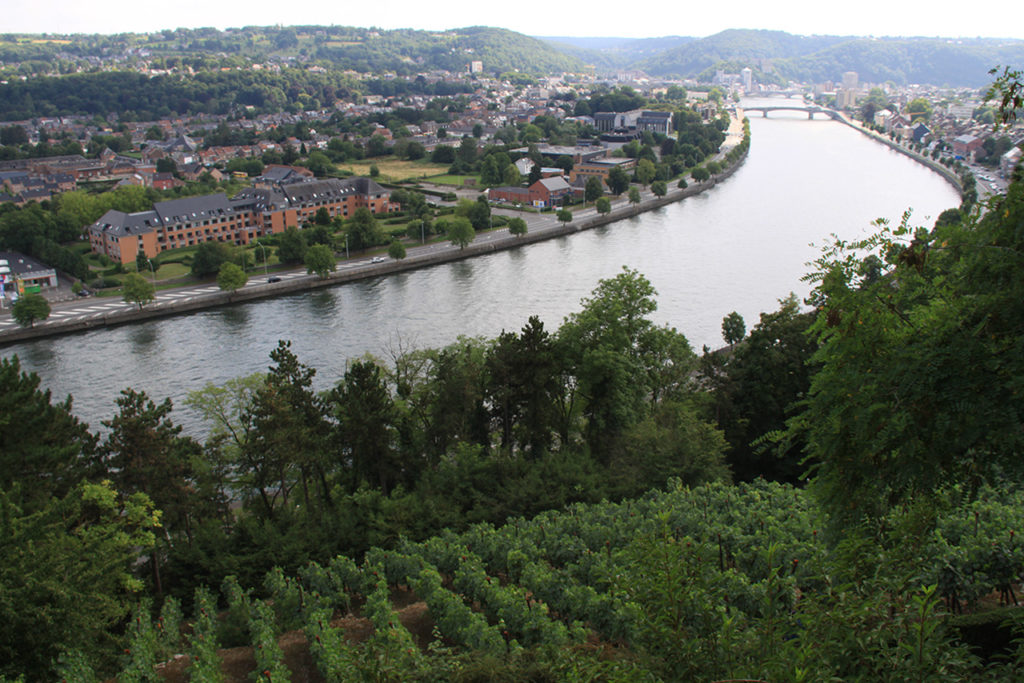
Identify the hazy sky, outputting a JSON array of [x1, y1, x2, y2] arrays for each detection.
[[7, 0, 1023, 39]]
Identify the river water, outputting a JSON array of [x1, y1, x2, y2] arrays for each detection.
[[2, 100, 961, 433]]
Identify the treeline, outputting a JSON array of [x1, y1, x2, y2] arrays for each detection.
[[1, 25, 584, 81], [0, 68, 360, 121]]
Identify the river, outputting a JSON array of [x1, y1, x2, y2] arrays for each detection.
[[2, 100, 961, 433]]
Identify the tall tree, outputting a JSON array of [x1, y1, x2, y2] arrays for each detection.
[[121, 272, 155, 310], [217, 261, 248, 297], [101, 389, 201, 592], [277, 226, 308, 264], [607, 166, 630, 195], [305, 243, 336, 278], [328, 360, 401, 493], [0, 481, 158, 680], [507, 216, 527, 237], [444, 216, 475, 249], [242, 341, 330, 518], [0, 355, 97, 511], [346, 207, 384, 251], [11, 292, 50, 328], [795, 182, 1024, 524]]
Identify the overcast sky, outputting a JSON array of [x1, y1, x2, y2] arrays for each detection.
[[6, 0, 1023, 39]]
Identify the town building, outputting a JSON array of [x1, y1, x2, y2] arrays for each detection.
[[0, 251, 59, 301], [488, 176, 572, 208], [952, 134, 984, 160], [88, 177, 397, 264], [568, 158, 636, 185], [593, 110, 673, 137]]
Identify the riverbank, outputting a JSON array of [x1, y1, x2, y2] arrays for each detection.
[[832, 113, 964, 193], [0, 142, 750, 345]]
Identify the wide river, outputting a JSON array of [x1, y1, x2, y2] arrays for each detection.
[[3, 100, 961, 434]]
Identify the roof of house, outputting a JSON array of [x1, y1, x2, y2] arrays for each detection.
[[533, 177, 571, 193], [0, 250, 56, 277]]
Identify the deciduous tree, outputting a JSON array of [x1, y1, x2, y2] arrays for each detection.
[[507, 216, 527, 237], [305, 243, 336, 278], [217, 261, 248, 296], [11, 292, 50, 328], [444, 216, 475, 249], [122, 272, 155, 309]]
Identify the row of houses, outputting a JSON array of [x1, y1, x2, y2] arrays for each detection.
[[88, 176, 397, 264]]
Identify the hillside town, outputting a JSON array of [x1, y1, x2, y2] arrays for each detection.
[[0, 46, 1020, 299]]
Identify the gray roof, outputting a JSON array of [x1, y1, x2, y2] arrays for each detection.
[[0, 250, 56, 277], [535, 177, 570, 192], [91, 209, 161, 237], [153, 193, 235, 225]]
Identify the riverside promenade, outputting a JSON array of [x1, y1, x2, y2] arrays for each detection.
[[0, 122, 749, 345]]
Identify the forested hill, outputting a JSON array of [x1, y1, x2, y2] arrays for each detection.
[[0, 25, 583, 76], [539, 29, 1024, 87], [4, 26, 1021, 86]]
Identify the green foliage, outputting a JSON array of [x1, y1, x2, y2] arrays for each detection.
[[606, 166, 630, 195], [0, 355, 97, 511], [635, 158, 656, 186], [121, 272, 155, 309], [986, 65, 1024, 124], [507, 216, 527, 237], [276, 226, 308, 264], [796, 182, 1024, 525], [346, 207, 385, 252], [0, 482, 157, 680], [595, 196, 611, 214], [721, 311, 745, 345], [11, 292, 50, 328], [216, 261, 247, 294], [556, 208, 573, 224], [443, 216, 475, 249], [387, 239, 406, 260], [704, 296, 817, 483], [190, 240, 233, 277], [304, 243, 336, 278]]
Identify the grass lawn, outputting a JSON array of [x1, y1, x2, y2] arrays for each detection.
[[154, 262, 191, 279], [337, 160, 450, 183], [424, 174, 482, 187]]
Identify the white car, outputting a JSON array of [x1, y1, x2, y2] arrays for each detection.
[[371, 256, 386, 263]]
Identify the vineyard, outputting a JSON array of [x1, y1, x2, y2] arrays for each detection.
[[59, 479, 1024, 681]]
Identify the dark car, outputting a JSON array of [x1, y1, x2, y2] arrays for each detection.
[[267, 276, 281, 283]]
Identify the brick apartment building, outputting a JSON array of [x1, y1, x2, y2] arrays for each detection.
[[89, 176, 397, 264]]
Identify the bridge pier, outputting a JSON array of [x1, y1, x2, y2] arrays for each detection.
[[763, 111, 768, 118], [808, 111, 813, 120]]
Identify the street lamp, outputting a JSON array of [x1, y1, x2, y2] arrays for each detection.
[[344, 235, 349, 260], [147, 258, 155, 284], [257, 243, 268, 279]]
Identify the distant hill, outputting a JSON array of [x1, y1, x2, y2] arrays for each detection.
[[540, 29, 1024, 88], [306, 26, 584, 75], [2, 26, 1021, 88], [0, 26, 584, 77], [775, 37, 1024, 87], [636, 30, 850, 78]]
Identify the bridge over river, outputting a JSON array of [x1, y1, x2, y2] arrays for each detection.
[[741, 105, 843, 121]]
